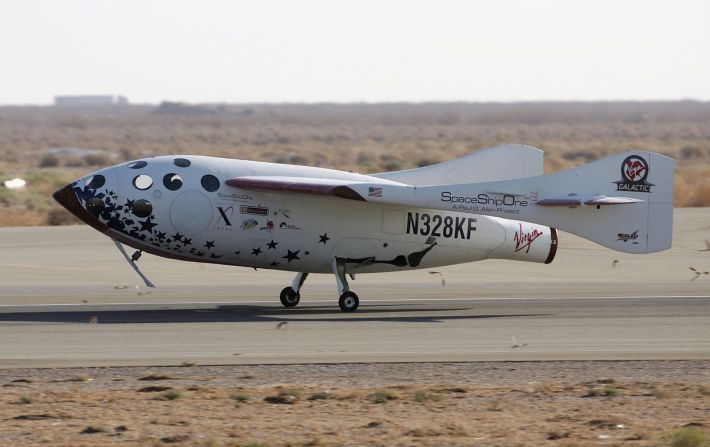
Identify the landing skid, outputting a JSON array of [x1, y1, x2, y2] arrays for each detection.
[[112, 239, 155, 288]]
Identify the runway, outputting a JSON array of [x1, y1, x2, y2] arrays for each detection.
[[0, 208, 709, 368], [0, 295, 709, 368]]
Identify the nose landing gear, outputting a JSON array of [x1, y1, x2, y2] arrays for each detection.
[[279, 272, 307, 308], [279, 287, 300, 307]]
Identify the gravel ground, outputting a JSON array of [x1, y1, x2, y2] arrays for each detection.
[[1, 361, 709, 446]]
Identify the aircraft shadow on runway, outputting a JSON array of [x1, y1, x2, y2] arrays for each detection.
[[0, 304, 550, 324]]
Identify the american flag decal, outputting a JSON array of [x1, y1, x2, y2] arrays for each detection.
[[368, 187, 383, 197]]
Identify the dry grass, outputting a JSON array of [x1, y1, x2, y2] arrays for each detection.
[[1, 101, 709, 227], [1, 379, 708, 446], [664, 428, 709, 447]]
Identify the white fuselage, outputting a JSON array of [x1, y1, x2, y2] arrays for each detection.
[[63, 155, 556, 274]]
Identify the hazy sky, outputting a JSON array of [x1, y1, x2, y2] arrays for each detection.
[[1, 0, 708, 104]]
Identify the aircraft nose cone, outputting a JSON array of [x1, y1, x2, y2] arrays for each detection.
[[52, 183, 79, 213], [53, 183, 109, 233]]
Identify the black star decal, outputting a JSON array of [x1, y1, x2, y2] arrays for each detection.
[[171, 232, 183, 243], [124, 199, 134, 209], [139, 218, 157, 232], [183, 238, 192, 246], [156, 231, 166, 241], [383, 242, 389, 248], [210, 253, 222, 259], [267, 240, 278, 250], [204, 241, 215, 249], [194, 251, 204, 257], [269, 261, 280, 267], [234, 251, 241, 255], [251, 247, 262, 256], [318, 233, 330, 244], [282, 249, 300, 262], [304, 250, 310, 255]]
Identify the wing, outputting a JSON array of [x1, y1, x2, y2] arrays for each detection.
[[227, 176, 642, 209], [371, 144, 544, 185], [226, 176, 370, 201]]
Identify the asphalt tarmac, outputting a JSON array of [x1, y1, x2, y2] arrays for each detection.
[[0, 208, 708, 368]]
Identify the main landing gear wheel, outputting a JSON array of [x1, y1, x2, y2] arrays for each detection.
[[338, 291, 359, 312], [279, 287, 300, 308]]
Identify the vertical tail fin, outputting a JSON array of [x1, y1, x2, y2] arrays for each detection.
[[529, 151, 674, 253], [350, 151, 675, 254], [427, 151, 675, 254]]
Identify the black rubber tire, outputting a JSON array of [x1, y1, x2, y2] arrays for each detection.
[[279, 287, 300, 307], [338, 291, 359, 312]]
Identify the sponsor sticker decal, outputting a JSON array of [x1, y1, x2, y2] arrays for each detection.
[[240, 205, 269, 216], [279, 222, 301, 230], [260, 220, 275, 231], [615, 155, 654, 193], [216, 206, 234, 226], [239, 219, 259, 230], [240, 218, 258, 230], [217, 192, 253, 203], [213, 206, 236, 231], [617, 230, 639, 244], [513, 223, 543, 253]]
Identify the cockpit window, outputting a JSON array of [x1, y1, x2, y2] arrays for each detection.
[[132, 199, 152, 218], [163, 173, 183, 191], [201, 174, 220, 192], [127, 160, 148, 169], [174, 158, 191, 168], [133, 174, 153, 190], [85, 175, 105, 190]]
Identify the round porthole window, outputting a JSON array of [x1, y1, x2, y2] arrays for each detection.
[[85, 197, 105, 215], [163, 173, 183, 191], [174, 158, 191, 168], [133, 174, 153, 190], [132, 199, 153, 218], [201, 174, 220, 192], [127, 160, 148, 169], [85, 174, 105, 190]]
